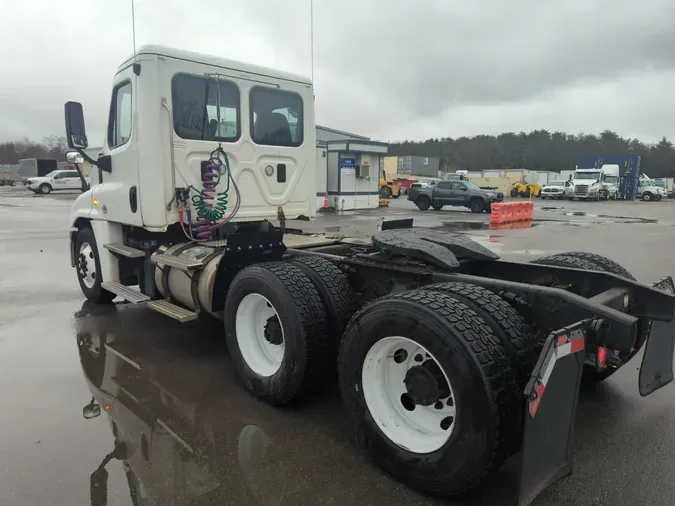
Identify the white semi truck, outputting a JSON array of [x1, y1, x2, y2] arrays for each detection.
[[64, 45, 675, 506], [568, 165, 618, 200]]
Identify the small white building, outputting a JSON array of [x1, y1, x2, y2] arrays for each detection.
[[315, 126, 388, 211]]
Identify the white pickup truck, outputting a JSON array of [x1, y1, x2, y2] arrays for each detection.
[[27, 169, 90, 194]]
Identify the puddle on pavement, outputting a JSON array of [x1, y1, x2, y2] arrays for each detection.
[[540, 207, 657, 224]]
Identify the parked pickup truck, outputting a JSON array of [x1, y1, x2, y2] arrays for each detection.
[[408, 179, 504, 213]]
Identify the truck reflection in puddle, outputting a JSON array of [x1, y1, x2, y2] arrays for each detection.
[[75, 302, 285, 506]]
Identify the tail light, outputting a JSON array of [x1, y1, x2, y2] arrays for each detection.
[[596, 346, 607, 369]]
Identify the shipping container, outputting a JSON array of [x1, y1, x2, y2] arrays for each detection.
[[397, 155, 439, 177], [18, 158, 58, 178]]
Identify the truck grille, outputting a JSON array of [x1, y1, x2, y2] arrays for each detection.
[[574, 185, 589, 196]]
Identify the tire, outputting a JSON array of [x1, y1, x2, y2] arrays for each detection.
[[224, 262, 329, 405], [568, 197, 574, 201], [380, 186, 391, 199], [642, 192, 653, 201], [510, 188, 518, 198], [469, 198, 485, 213], [39, 183, 52, 194], [416, 196, 431, 211], [432, 204, 443, 211], [424, 282, 538, 387], [532, 252, 634, 280], [541, 195, 546, 200], [74, 227, 116, 304], [530, 252, 647, 382], [339, 290, 520, 496], [290, 255, 354, 357]]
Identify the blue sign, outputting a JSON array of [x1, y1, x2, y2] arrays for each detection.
[[340, 157, 356, 170]]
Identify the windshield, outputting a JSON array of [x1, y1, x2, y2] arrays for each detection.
[[574, 172, 600, 180], [464, 181, 481, 190], [547, 181, 566, 187]]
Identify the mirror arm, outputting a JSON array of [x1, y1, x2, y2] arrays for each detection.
[[73, 162, 90, 192], [75, 148, 98, 166]]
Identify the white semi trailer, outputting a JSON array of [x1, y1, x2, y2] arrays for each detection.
[[64, 45, 675, 506]]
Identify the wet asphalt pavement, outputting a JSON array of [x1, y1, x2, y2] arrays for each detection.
[[2, 187, 675, 506]]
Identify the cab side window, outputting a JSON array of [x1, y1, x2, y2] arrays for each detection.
[[250, 87, 304, 147], [437, 181, 452, 190], [108, 81, 133, 148], [450, 182, 465, 190]]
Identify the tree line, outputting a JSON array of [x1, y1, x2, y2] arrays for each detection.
[[388, 130, 675, 178], [0, 136, 69, 165], [3, 130, 675, 178]]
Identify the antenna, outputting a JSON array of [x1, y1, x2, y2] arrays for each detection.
[[310, 0, 314, 83], [131, 0, 140, 75]]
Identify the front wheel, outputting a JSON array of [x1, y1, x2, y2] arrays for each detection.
[[74, 227, 115, 304], [642, 192, 653, 201], [469, 198, 485, 213], [379, 186, 391, 199], [39, 184, 52, 194], [339, 290, 520, 496]]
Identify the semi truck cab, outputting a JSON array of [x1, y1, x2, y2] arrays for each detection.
[[569, 168, 605, 200]]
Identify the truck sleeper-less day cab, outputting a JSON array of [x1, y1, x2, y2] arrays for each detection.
[[64, 45, 675, 506]]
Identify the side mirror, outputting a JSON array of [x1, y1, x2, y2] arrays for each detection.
[[65, 101, 89, 149], [83, 399, 102, 419], [66, 151, 85, 164], [461, 186, 468, 191]]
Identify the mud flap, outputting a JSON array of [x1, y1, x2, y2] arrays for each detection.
[[640, 276, 675, 396], [639, 319, 675, 396], [518, 326, 585, 506]]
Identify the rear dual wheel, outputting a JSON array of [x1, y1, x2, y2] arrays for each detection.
[[339, 288, 526, 496], [225, 258, 353, 405]]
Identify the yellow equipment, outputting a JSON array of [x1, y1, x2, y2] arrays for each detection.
[[379, 169, 400, 199], [510, 182, 542, 198]]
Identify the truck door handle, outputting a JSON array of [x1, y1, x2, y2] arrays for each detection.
[[277, 164, 286, 183]]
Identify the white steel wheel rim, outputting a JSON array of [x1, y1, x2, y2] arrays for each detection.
[[235, 293, 285, 377], [362, 336, 456, 454], [78, 242, 97, 289]]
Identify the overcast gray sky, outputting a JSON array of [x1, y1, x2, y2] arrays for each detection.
[[1, 0, 674, 145]]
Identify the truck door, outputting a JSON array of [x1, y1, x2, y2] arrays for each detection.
[[248, 85, 313, 219], [434, 181, 453, 205], [51, 172, 66, 189], [91, 67, 142, 226], [65, 170, 82, 189], [448, 182, 468, 205]]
